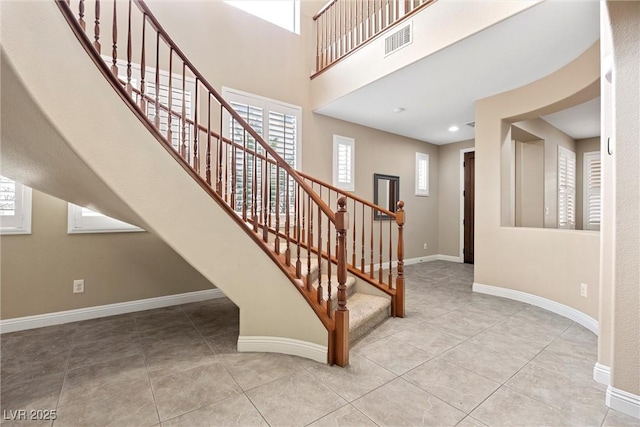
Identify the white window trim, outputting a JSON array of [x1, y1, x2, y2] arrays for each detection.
[[583, 150, 601, 231], [0, 179, 32, 235], [333, 135, 355, 192], [67, 204, 144, 234], [415, 152, 430, 196], [222, 87, 302, 170]]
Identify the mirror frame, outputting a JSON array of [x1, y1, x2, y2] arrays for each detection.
[[373, 173, 400, 220]]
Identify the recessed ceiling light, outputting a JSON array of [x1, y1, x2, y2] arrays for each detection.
[[393, 107, 405, 114], [448, 125, 459, 132]]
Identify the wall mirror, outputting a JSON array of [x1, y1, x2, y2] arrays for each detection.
[[373, 173, 399, 220]]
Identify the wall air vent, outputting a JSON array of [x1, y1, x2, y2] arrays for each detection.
[[466, 121, 476, 128], [384, 22, 412, 57]]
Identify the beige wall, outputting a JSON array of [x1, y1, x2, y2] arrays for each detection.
[[511, 118, 577, 229], [1, 190, 214, 319], [597, 0, 615, 373], [474, 43, 600, 319], [606, 0, 640, 397], [304, 115, 440, 261], [437, 139, 475, 258], [515, 140, 545, 228]]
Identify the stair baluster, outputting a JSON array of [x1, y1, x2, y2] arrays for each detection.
[[93, 0, 100, 52], [78, 0, 85, 30], [316, 203, 323, 305], [206, 95, 211, 185], [126, 0, 132, 94], [274, 165, 281, 254], [154, 33, 160, 129], [111, 1, 118, 76], [140, 17, 146, 111]]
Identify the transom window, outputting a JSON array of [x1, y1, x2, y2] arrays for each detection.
[[224, 0, 300, 34]]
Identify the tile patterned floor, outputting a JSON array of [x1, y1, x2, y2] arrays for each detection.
[[1, 261, 638, 426]]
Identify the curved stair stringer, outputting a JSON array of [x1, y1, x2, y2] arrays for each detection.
[[0, 1, 329, 362]]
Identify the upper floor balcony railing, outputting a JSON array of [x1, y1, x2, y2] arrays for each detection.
[[313, 0, 436, 76]]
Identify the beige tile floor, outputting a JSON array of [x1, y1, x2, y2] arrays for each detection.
[[1, 261, 638, 427]]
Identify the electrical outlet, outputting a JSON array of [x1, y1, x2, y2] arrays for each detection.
[[423, 243, 428, 250], [580, 283, 588, 298], [73, 279, 85, 294]]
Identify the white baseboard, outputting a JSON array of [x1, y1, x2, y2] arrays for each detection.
[[0, 289, 224, 334], [593, 362, 611, 386], [436, 254, 463, 263], [472, 282, 598, 335], [237, 335, 328, 364], [607, 386, 640, 419]]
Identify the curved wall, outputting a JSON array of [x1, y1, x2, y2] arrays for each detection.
[[474, 43, 601, 321]]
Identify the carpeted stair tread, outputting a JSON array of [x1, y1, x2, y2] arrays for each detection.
[[312, 275, 356, 301], [347, 293, 391, 343]]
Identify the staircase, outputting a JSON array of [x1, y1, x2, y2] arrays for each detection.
[[0, 0, 406, 366]]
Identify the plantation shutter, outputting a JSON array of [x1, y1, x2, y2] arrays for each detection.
[[0, 176, 32, 234], [415, 152, 429, 196], [558, 146, 576, 229], [230, 101, 264, 213], [333, 135, 355, 191], [583, 151, 601, 231], [228, 94, 299, 214], [0, 176, 17, 218]]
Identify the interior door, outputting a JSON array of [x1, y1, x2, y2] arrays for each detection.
[[464, 151, 475, 264]]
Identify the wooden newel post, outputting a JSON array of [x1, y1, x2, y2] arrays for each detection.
[[335, 196, 349, 367], [395, 200, 405, 318]]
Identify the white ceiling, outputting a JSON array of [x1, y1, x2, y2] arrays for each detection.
[[315, 0, 601, 145]]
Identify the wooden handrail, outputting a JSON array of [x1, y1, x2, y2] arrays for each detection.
[[132, 1, 336, 225], [298, 171, 397, 218], [313, 0, 339, 20]]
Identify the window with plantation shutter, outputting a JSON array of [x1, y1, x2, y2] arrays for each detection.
[[222, 88, 301, 214], [558, 146, 576, 229], [333, 135, 355, 191], [0, 176, 32, 235], [415, 152, 429, 196], [583, 151, 601, 231]]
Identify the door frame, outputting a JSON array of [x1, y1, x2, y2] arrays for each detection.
[[459, 147, 475, 262]]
